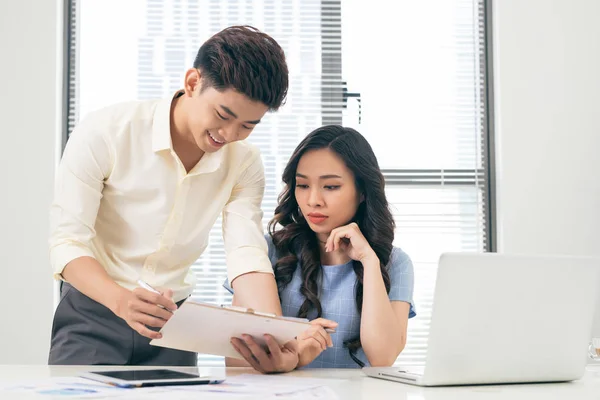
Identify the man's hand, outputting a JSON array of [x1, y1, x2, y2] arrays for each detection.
[[297, 318, 338, 367], [231, 334, 299, 374], [114, 287, 177, 339]]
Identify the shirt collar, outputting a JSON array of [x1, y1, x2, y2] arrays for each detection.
[[151, 90, 182, 153], [187, 145, 226, 175]]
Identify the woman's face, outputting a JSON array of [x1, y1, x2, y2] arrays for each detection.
[[294, 148, 362, 238]]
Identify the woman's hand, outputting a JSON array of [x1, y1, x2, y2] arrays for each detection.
[[297, 318, 338, 367], [231, 334, 299, 374], [325, 222, 379, 264]]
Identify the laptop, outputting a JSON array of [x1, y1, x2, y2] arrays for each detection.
[[363, 252, 600, 386]]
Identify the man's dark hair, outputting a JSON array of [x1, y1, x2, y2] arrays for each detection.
[[194, 25, 289, 111]]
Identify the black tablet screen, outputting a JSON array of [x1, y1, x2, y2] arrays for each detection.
[[93, 369, 200, 381]]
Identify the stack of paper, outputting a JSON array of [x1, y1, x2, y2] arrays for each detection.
[[0, 374, 343, 399]]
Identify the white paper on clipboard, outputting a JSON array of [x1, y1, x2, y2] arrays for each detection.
[[150, 300, 311, 359]]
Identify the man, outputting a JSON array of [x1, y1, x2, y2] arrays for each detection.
[[48, 25, 288, 366]]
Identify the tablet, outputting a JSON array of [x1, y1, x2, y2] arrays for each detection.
[[80, 368, 224, 388]]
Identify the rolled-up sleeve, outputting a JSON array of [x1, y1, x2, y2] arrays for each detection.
[[222, 148, 273, 284], [49, 113, 113, 280]]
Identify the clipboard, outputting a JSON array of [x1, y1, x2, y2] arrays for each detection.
[[150, 300, 313, 359]]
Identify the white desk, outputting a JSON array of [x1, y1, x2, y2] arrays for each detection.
[[0, 365, 599, 399]]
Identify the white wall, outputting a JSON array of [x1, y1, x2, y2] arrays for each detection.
[[0, 0, 60, 363], [493, 0, 600, 257]]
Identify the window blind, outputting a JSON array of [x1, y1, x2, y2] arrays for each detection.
[[66, 0, 490, 367], [338, 0, 490, 365]]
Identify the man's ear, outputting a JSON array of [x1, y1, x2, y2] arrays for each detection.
[[183, 68, 202, 96]]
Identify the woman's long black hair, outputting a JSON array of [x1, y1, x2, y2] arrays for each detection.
[[268, 125, 395, 363]]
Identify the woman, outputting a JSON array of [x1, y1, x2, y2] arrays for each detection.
[[228, 125, 416, 371]]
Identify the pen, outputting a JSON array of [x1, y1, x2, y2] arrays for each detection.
[[283, 316, 336, 333], [137, 279, 175, 313]]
